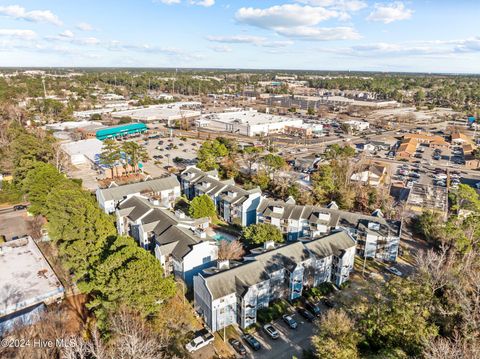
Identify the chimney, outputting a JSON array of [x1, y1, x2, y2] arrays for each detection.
[[217, 259, 230, 270], [264, 240, 275, 251]]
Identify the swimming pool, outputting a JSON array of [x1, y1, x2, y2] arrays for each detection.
[[211, 230, 237, 242]]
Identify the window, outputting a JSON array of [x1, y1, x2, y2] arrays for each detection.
[[203, 256, 211, 264]]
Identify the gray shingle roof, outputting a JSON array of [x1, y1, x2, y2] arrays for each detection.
[[257, 198, 401, 236], [304, 231, 356, 258], [99, 175, 180, 202]]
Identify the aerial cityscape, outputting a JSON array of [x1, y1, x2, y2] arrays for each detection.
[[1, 1, 480, 359]]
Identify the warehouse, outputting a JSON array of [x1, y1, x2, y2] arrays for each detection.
[[61, 138, 104, 165], [0, 237, 65, 334], [199, 110, 304, 137], [111, 103, 201, 126], [96, 123, 148, 141]]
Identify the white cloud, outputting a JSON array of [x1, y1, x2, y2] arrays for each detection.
[[190, 0, 215, 7], [207, 35, 267, 45], [236, 4, 338, 29], [0, 5, 62, 26], [323, 37, 480, 58], [0, 29, 36, 39], [367, 2, 413, 24], [276, 26, 360, 40], [296, 0, 367, 12], [235, 4, 360, 41], [207, 35, 295, 47], [76, 22, 93, 31], [209, 45, 233, 53], [59, 30, 74, 38], [155, 0, 181, 4]]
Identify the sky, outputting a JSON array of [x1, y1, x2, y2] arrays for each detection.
[[0, 0, 479, 73]]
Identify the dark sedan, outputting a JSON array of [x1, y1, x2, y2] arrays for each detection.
[[298, 307, 315, 322], [243, 334, 261, 351], [229, 338, 247, 356]]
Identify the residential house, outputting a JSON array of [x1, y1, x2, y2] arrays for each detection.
[[256, 198, 401, 262], [350, 163, 388, 187], [193, 231, 356, 331], [116, 196, 217, 285], [96, 175, 181, 213]]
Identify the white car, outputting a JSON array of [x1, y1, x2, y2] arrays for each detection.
[[386, 267, 403, 277], [476, 182, 480, 189], [185, 332, 214, 353]]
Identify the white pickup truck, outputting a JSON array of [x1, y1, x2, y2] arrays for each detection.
[[185, 331, 214, 353]]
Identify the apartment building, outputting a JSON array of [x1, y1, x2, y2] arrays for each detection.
[[116, 196, 217, 285], [193, 231, 356, 331], [180, 167, 261, 226], [256, 198, 401, 262], [96, 175, 181, 213]]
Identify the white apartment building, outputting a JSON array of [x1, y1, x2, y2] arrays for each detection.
[[257, 198, 401, 262], [116, 196, 217, 286], [193, 231, 356, 332]]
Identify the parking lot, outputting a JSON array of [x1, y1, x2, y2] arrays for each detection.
[[0, 206, 30, 241], [242, 315, 315, 359], [143, 135, 202, 170]]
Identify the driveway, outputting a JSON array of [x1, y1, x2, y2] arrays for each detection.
[[236, 315, 315, 359]]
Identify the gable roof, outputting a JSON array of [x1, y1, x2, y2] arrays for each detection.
[[257, 198, 401, 237], [202, 231, 354, 300], [99, 175, 180, 202]]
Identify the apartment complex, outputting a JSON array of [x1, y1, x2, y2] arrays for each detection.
[[116, 196, 217, 285], [96, 175, 181, 213], [193, 231, 356, 331], [257, 198, 401, 262], [181, 167, 261, 226]]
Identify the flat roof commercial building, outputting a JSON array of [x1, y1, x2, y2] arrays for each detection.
[[0, 237, 65, 333], [61, 138, 104, 166], [199, 110, 304, 137], [111, 103, 201, 126], [96, 123, 148, 141]]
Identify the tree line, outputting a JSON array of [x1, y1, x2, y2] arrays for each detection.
[[1, 122, 180, 356]]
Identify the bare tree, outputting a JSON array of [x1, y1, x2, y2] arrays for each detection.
[[109, 307, 175, 359], [28, 215, 46, 240], [217, 240, 245, 261]]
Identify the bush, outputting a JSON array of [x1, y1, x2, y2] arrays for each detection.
[[257, 299, 290, 324], [305, 283, 335, 301]]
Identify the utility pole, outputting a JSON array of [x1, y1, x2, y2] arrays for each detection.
[[42, 77, 47, 98]]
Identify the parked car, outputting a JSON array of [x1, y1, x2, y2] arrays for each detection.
[[228, 338, 246, 356], [282, 314, 298, 329], [305, 301, 322, 316], [185, 331, 214, 353], [13, 204, 27, 211], [322, 298, 336, 308], [263, 323, 280, 339], [298, 307, 315, 322], [243, 334, 261, 351], [386, 267, 403, 277]]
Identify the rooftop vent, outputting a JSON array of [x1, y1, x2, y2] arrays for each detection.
[[264, 240, 275, 251]]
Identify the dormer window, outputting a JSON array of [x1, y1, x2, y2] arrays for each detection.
[[368, 222, 380, 231], [272, 206, 284, 214]]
